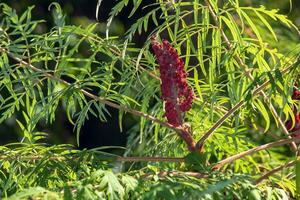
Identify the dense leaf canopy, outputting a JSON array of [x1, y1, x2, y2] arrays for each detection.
[[0, 0, 300, 199]]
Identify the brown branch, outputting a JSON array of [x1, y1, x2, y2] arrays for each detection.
[[0, 154, 203, 179], [0, 155, 66, 161], [213, 137, 300, 170], [196, 101, 244, 150], [254, 160, 296, 184], [116, 156, 185, 162], [142, 170, 209, 180], [196, 0, 298, 152], [179, 129, 196, 152], [0, 154, 185, 163]]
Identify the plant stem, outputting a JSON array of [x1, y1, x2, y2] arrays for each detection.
[[0, 154, 185, 163], [213, 137, 300, 170], [116, 156, 185, 162], [254, 160, 296, 184], [142, 170, 208, 179]]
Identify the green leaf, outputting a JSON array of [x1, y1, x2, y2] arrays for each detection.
[[129, 0, 142, 18], [253, 98, 270, 132], [240, 10, 263, 45], [139, 95, 150, 143], [193, 68, 203, 101], [98, 170, 125, 199], [253, 10, 277, 41], [185, 152, 208, 171]]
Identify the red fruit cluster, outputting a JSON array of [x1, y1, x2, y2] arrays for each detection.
[[285, 87, 300, 138], [151, 38, 193, 126], [292, 88, 300, 100], [285, 113, 300, 137]]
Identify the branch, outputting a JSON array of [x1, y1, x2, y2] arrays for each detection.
[[116, 156, 185, 162], [142, 170, 208, 180], [254, 160, 296, 184], [196, 101, 244, 150], [213, 137, 300, 170], [0, 154, 185, 163]]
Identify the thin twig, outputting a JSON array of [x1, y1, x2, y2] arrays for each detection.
[[213, 137, 300, 170], [254, 160, 296, 184], [116, 156, 185, 162], [0, 154, 185, 163], [0, 155, 66, 161], [142, 170, 208, 180], [196, 101, 244, 150]]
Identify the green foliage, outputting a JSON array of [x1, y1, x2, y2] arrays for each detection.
[[0, 144, 137, 199], [0, 0, 300, 199]]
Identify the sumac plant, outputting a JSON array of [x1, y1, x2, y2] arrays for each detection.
[[0, 0, 300, 199]]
